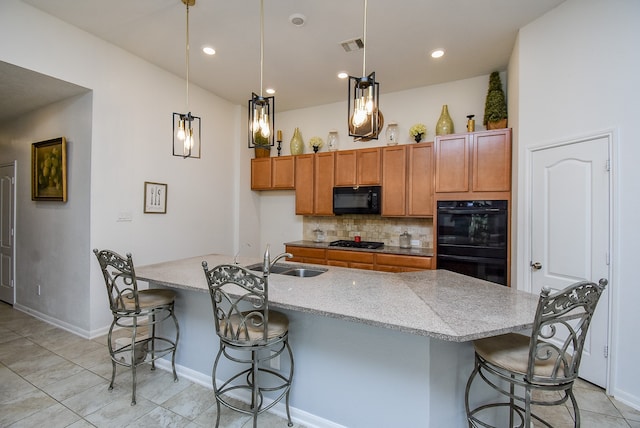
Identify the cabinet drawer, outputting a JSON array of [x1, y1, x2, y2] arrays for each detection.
[[375, 254, 432, 269], [285, 246, 325, 260], [326, 249, 375, 264]]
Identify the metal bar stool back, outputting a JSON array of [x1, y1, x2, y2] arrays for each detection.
[[465, 279, 607, 427], [93, 249, 179, 405], [202, 247, 294, 428]]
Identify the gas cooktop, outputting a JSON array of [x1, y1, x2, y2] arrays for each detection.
[[329, 240, 384, 249]]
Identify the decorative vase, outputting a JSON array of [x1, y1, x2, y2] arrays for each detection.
[[254, 146, 270, 158], [386, 122, 399, 145], [436, 104, 454, 136], [413, 133, 423, 143], [290, 127, 304, 155], [327, 130, 339, 151], [487, 118, 508, 130]]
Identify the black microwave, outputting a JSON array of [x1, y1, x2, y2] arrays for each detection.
[[333, 186, 381, 215]]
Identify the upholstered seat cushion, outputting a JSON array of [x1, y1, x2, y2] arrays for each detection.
[[119, 289, 176, 311], [473, 333, 570, 380], [219, 310, 289, 343]]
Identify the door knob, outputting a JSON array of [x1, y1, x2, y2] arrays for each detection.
[[530, 261, 542, 270]]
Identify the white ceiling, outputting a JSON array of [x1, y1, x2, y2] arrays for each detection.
[[3, 0, 565, 120]]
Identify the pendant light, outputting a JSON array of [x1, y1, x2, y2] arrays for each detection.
[[348, 0, 380, 140], [173, 0, 201, 158], [248, 0, 275, 149]]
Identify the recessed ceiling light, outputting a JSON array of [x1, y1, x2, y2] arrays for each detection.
[[266, 88, 276, 95], [202, 46, 216, 55], [337, 72, 349, 79], [289, 13, 306, 27], [430, 49, 445, 59]]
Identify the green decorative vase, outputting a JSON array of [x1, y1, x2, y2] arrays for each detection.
[[290, 127, 304, 155], [436, 105, 454, 136]]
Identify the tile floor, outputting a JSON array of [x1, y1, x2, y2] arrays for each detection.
[[0, 302, 303, 428], [1, 301, 639, 427]]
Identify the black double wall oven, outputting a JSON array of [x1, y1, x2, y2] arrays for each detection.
[[436, 200, 508, 286]]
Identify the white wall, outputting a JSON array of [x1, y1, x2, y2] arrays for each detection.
[[259, 74, 499, 254], [513, 0, 640, 408], [0, 0, 240, 335], [0, 94, 92, 332]]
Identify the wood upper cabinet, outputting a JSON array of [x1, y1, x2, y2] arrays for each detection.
[[295, 152, 335, 216], [382, 142, 433, 217], [314, 152, 335, 215], [272, 156, 295, 189], [251, 157, 272, 190], [381, 146, 407, 216], [435, 129, 511, 194], [472, 130, 511, 192], [251, 156, 295, 190], [434, 134, 469, 193], [334, 148, 381, 186], [295, 154, 315, 215]]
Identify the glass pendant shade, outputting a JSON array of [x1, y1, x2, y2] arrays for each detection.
[[173, 112, 201, 158], [348, 72, 380, 139], [248, 92, 275, 148]]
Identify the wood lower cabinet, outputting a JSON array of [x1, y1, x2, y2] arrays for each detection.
[[382, 142, 433, 217], [251, 156, 295, 190], [435, 129, 511, 196], [285, 245, 432, 273], [375, 253, 432, 272], [285, 246, 326, 265], [334, 148, 381, 187], [326, 249, 374, 270]]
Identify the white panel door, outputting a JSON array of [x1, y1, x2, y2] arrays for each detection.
[[0, 163, 15, 304], [530, 136, 610, 387]]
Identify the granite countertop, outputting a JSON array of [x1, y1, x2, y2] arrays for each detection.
[[285, 240, 434, 257], [136, 254, 539, 342]]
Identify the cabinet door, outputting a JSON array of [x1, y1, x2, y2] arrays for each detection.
[[472, 129, 511, 192], [435, 134, 469, 193], [334, 150, 357, 186], [272, 156, 295, 189], [381, 145, 407, 216], [357, 148, 381, 185], [314, 152, 335, 215], [251, 158, 271, 190], [295, 155, 314, 215], [407, 142, 434, 216]]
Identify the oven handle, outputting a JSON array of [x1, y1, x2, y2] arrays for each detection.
[[437, 208, 504, 215], [437, 254, 505, 265]]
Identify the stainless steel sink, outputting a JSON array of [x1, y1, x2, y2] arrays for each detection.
[[244, 263, 326, 278]]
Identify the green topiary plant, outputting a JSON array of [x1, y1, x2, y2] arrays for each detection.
[[483, 71, 508, 129]]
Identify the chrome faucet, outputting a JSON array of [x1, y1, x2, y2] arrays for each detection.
[[262, 245, 292, 275]]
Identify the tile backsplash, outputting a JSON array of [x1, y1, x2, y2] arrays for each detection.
[[303, 215, 433, 248]]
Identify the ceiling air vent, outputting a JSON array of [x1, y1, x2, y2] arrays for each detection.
[[340, 38, 364, 52]]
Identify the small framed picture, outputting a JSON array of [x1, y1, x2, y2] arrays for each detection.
[[144, 182, 167, 214], [32, 137, 67, 201]]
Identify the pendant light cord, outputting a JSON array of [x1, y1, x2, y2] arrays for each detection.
[[260, 0, 265, 97], [362, 0, 367, 76], [185, 2, 190, 111]]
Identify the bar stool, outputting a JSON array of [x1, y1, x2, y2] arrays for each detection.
[[93, 249, 179, 405], [465, 279, 607, 427], [202, 247, 294, 428]]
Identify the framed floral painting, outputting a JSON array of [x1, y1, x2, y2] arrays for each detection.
[[32, 137, 67, 201]]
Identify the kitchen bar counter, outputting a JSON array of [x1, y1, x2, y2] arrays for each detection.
[[136, 254, 538, 427], [285, 239, 434, 257], [137, 253, 536, 342]]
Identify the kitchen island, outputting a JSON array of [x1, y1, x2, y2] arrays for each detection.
[[136, 253, 539, 427]]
